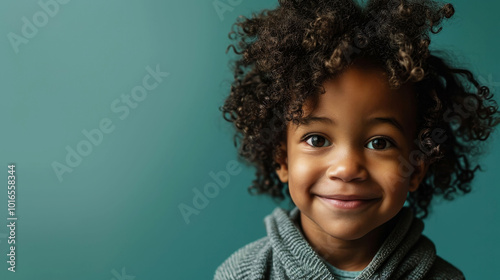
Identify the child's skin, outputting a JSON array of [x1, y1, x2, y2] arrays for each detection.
[[275, 59, 428, 271]]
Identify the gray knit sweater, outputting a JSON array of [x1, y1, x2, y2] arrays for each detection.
[[214, 207, 464, 280]]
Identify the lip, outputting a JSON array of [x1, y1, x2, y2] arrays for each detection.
[[316, 195, 380, 210]]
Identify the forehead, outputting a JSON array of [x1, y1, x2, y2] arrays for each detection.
[[298, 63, 417, 136]]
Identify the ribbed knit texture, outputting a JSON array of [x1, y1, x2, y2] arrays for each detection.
[[214, 207, 465, 280]]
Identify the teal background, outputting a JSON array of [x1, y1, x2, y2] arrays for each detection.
[[0, 0, 498, 279]]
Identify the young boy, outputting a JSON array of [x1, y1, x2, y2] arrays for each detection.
[[215, 0, 499, 279]]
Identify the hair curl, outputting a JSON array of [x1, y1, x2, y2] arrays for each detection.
[[221, 0, 499, 218]]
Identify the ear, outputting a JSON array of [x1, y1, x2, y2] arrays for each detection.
[[275, 142, 289, 183], [408, 157, 429, 192]]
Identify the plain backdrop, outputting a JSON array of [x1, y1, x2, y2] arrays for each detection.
[[0, 0, 498, 279]]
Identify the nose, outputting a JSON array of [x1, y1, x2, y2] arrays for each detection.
[[326, 147, 368, 182]]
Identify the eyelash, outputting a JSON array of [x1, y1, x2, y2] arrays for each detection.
[[301, 134, 397, 150]]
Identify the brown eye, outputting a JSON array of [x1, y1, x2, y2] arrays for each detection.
[[366, 137, 393, 150], [305, 135, 330, 147]]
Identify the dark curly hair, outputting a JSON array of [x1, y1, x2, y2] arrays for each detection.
[[221, 0, 499, 218]]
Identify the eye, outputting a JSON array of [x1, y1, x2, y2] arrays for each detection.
[[365, 137, 394, 150], [304, 135, 331, 147]]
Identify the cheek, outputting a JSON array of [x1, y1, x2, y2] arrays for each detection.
[[287, 154, 322, 203], [371, 158, 411, 200]]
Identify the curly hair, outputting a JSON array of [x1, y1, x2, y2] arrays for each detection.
[[221, 0, 499, 218]]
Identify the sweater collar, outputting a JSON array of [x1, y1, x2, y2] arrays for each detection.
[[263, 207, 436, 279]]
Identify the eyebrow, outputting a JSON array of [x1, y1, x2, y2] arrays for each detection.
[[296, 115, 405, 134], [299, 116, 334, 125]]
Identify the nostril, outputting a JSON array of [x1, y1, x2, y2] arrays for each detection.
[[326, 159, 368, 182]]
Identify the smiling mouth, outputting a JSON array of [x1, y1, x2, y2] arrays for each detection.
[[316, 195, 380, 210]]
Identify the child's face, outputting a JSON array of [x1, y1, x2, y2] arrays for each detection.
[[275, 63, 428, 241]]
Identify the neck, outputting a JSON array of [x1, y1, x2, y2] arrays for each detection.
[[298, 212, 398, 271]]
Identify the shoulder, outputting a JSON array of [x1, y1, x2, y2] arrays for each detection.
[[213, 236, 272, 280], [426, 256, 465, 280]]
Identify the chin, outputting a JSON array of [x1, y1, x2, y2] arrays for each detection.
[[321, 223, 375, 241], [312, 208, 392, 240]]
